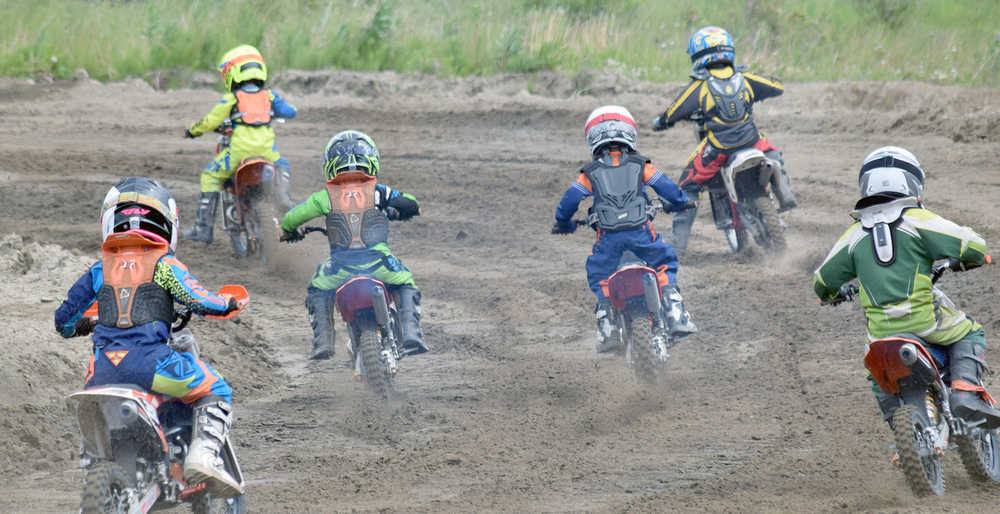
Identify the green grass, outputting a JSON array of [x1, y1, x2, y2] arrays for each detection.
[[3, 0, 998, 86]]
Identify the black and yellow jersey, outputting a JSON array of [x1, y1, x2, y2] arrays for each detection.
[[660, 65, 784, 149]]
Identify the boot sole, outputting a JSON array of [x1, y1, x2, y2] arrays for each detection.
[[184, 464, 244, 498]]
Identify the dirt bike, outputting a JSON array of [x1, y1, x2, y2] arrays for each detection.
[[69, 286, 250, 513], [704, 147, 787, 254], [824, 260, 1000, 496], [212, 120, 289, 262], [574, 204, 678, 384], [289, 226, 413, 400]]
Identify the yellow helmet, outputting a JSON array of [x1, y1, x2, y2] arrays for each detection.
[[217, 44, 267, 91]]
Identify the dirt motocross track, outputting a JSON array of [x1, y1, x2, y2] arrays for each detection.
[[2, 70, 1000, 513]]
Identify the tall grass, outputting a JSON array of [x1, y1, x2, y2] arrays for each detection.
[[3, 0, 998, 86]]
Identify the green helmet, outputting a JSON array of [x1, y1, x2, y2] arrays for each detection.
[[217, 44, 267, 91], [323, 130, 380, 180]]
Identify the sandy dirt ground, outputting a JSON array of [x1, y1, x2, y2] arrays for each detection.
[[2, 69, 1000, 513]]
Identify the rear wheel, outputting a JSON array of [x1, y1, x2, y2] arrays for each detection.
[[81, 461, 132, 514], [628, 316, 662, 385], [892, 404, 944, 496], [359, 328, 395, 400], [191, 491, 247, 514], [750, 196, 786, 254], [956, 428, 1000, 483]]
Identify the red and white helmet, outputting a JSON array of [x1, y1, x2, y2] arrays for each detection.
[[584, 105, 638, 154]]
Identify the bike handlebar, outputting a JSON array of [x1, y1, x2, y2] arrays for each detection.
[[822, 255, 991, 306]]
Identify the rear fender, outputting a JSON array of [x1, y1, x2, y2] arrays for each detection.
[[69, 387, 167, 460], [864, 337, 939, 395], [233, 157, 274, 196], [336, 277, 391, 324], [722, 148, 766, 202], [604, 265, 659, 312]]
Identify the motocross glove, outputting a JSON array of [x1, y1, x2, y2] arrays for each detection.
[[831, 283, 858, 305], [280, 228, 304, 242], [551, 219, 576, 235], [73, 317, 96, 337], [652, 115, 668, 132], [184, 128, 197, 139], [223, 297, 240, 315]]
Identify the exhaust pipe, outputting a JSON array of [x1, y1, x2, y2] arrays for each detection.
[[642, 273, 661, 314], [371, 285, 389, 327], [899, 343, 937, 384]]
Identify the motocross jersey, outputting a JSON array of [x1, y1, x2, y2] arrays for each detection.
[[813, 204, 988, 344], [281, 179, 420, 252], [97, 236, 173, 328], [55, 254, 232, 346], [324, 172, 389, 250], [660, 65, 784, 150], [187, 84, 296, 161], [582, 152, 649, 231], [554, 150, 690, 228]]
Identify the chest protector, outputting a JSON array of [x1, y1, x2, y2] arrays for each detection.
[[324, 172, 389, 250], [704, 72, 751, 124], [97, 233, 173, 329], [232, 89, 272, 126], [582, 153, 649, 231]]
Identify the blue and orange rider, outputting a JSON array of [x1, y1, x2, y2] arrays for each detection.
[[183, 44, 297, 257], [552, 105, 697, 353], [54, 177, 244, 498], [652, 26, 796, 256]]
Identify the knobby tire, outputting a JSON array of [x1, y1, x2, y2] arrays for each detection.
[[628, 316, 660, 385], [81, 461, 132, 514], [956, 428, 1000, 483], [891, 404, 944, 496], [359, 328, 394, 400], [751, 196, 786, 254]]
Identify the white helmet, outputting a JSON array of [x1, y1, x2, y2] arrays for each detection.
[[857, 146, 924, 206], [585, 105, 638, 154]]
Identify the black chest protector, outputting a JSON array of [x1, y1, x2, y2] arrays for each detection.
[[582, 152, 649, 231], [324, 172, 389, 250], [704, 72, 751, 124], [97, 234, 173, 329]]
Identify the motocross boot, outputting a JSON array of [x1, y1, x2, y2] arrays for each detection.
[[765, 150, 797, 212], [183, 396, 243, 498], [183, 192, 219, 243], [397, 286, 429, 354], [668, 196, 698, 257], [305, 289, 335, 360], [662, 285, 697, 338], [227, 228, 249, 259], [948, 340, 1000, 429], [594, 299, 619, 354], [272, 164, 295, 213]]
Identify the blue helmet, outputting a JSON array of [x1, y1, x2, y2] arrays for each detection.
[[687, 26, 735, 72]]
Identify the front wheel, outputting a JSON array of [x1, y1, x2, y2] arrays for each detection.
[[81, 462, 133, 514], [892, 404, 945, 496], [956, 428, 1000, 483], [627, 316, 663, 385], [725, 227, 749, 254], [358, 327, 395, 400]]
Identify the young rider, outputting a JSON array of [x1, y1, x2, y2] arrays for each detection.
[[814, 146, 1000, 429], [183, 44, 297, 256], [54, 177, 245, 497], [652, 26, 795, 256], [279, 130, 427, 360], [552, 105, 697, 353]]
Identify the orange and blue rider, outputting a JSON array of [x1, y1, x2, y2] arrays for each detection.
[[54, 177, 244, 498], [652, 26, 796, 255], [552, 106, 697, 353], [183, 44, 297, 252]]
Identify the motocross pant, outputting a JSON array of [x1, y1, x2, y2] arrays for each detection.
[[587, 223, 677, 302], [84, 341, 232, 403]]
